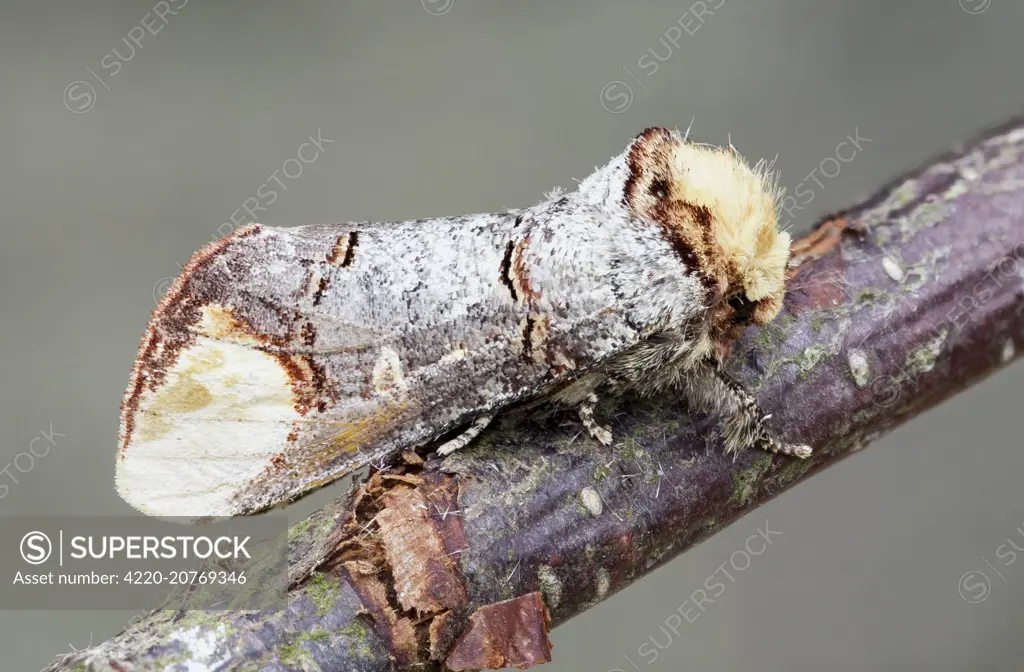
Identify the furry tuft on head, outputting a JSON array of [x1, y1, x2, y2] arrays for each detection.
[[622, 127, 791, 335]]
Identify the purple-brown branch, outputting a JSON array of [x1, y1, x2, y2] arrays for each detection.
[[49, 119, 1024, 671]]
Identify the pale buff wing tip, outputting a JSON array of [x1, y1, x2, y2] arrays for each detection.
[[116, 224, 295, 518]]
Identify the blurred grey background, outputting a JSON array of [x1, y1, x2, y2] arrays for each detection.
[[2, 0, 1023, 669]]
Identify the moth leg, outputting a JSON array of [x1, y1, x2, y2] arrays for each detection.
[[577, 392, 613, 445], [681, 362, 811, 459], [436, 415, 493, 457]]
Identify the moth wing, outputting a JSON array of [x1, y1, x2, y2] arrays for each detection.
[[116, 214, 641, 518]]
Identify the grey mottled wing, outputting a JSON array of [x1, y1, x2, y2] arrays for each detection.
[[116, 203, 643, 517]]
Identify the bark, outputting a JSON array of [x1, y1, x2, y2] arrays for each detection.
[[48, 118, 1024, 671]]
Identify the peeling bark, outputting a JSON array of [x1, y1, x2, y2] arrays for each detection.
[[47, 118, 1024, 671], [446, 593, 552, 671]]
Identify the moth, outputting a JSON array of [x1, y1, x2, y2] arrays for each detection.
[[116, 127, 810, 518]]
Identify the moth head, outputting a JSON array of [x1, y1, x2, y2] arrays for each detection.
[[623, 127, 791, 331]]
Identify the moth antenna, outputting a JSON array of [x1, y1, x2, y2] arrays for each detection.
[[683, 117, 696, 142]]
